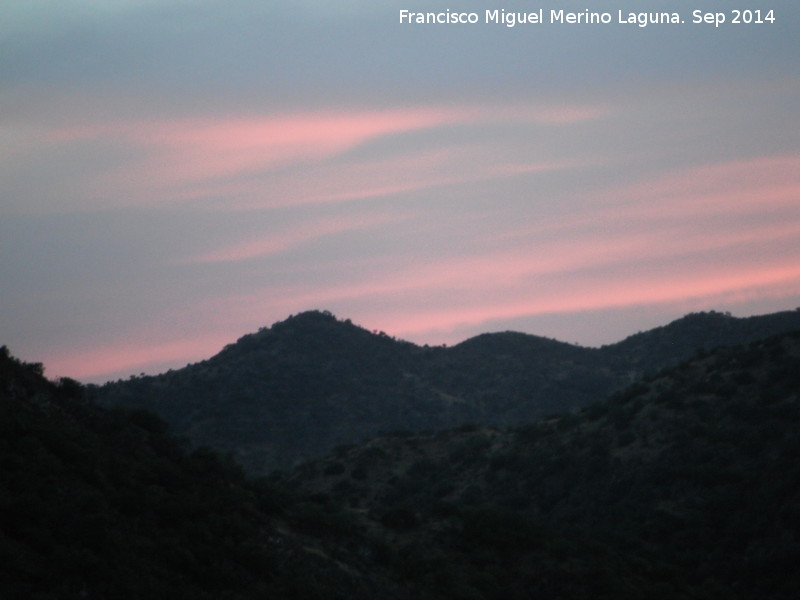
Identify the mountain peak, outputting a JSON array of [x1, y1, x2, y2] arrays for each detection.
[[216, 310, 357, 356], [278, 309, 341, 327]]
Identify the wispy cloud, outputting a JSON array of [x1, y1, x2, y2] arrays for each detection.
[[605, 154, 800, 216], [50, 108, 472, 191], [182, 210, 413, 264], [40, 102, 605, 209], [367, 262, 800, 343]]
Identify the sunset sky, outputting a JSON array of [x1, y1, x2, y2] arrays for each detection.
[[2, 0, 799, 383]]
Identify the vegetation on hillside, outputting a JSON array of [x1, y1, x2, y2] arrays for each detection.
[[282, 330, 800, 599], [0, 346, 408, 599]]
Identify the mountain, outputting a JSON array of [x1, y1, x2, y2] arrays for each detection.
[[4, 343, 663, 599], [280, 329, 800, 600], [92, 309, 800, 473], [0, 345, 416, 599], [4, 327, 800, 598], [91, 310, 621, 473]]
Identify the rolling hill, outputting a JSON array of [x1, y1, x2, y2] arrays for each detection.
[[92, 308, 800, 473], [3, 320, 800, 598], [281, 329, 800, 599]]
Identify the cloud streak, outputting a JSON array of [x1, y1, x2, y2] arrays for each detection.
[[182, 210, 414, 264], [40, 102, 604, 210]]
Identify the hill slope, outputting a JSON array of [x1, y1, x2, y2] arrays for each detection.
[[283, 329, 800, 599], [92, 308, 800, 473], [0, 346, 411, 599]]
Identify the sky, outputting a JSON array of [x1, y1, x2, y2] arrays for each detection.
[[2, 0, 799, 383]]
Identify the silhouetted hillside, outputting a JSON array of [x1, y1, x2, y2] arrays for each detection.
[[283, 330, 800, 599], [604, 309, 800, 373], [0, 346, 411, 600], [5, 326, 800, 599], [92, 309, 800, 473]]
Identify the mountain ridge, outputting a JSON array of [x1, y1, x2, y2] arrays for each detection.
[[280, 328, 800, 599], [4, 322, 800, 598], [92, 308, 800, 473]]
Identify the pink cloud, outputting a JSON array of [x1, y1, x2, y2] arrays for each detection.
[[602, 154, 800, 217], [181, 187, 800, 324], [215, 194, 798, 341], [186, 222, 800, 343], [46, 102, 606, 208], [27, 101, 798, 380], [82, 147, 796, 372], [376, 263, 800, 343], [155, 147, 578, 212], [51, 107, 479, 190], [183, 211, 413, 264], [261, 147, 469, 206]]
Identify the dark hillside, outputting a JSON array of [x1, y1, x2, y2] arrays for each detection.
[[424, 331, 620, 423], [5, 325, 800, 599], [0, 346, 411, 600], [285, 330, 800, 599], [605, 308, 800, 373]]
